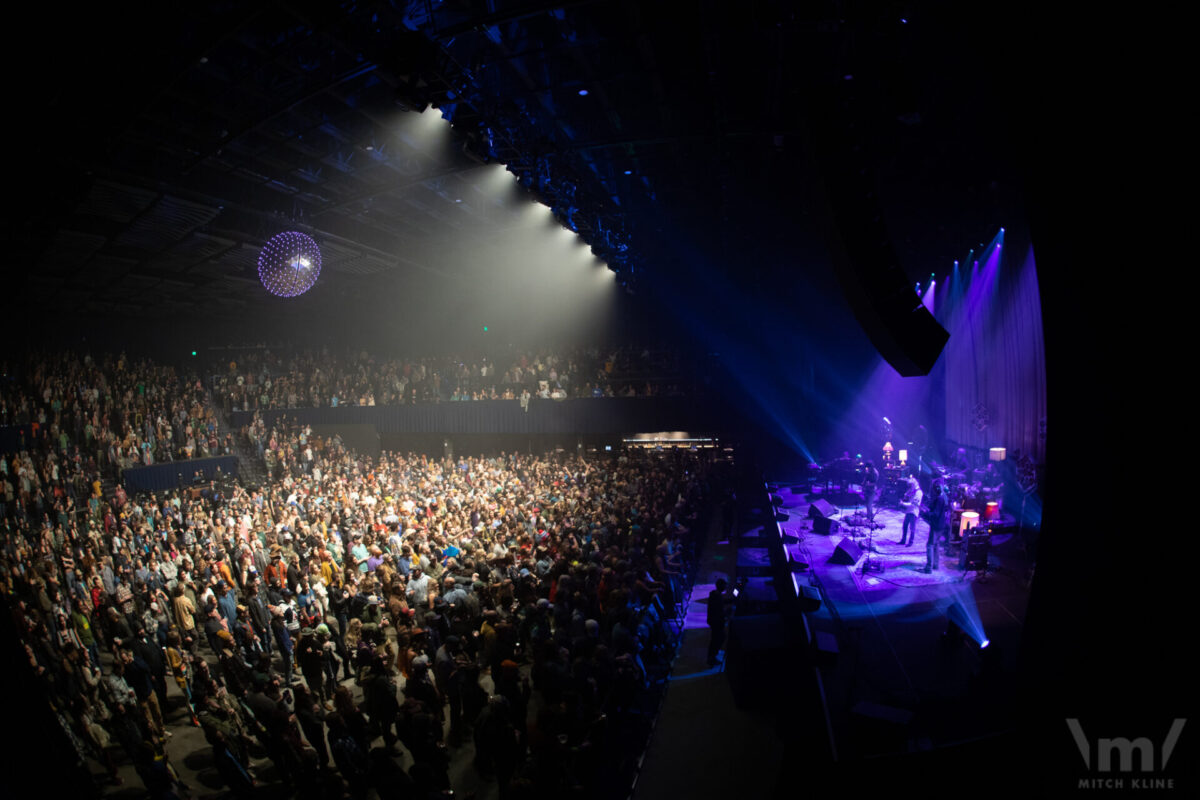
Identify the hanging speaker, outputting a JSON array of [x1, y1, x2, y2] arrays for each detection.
[[805, 78, 949, 376]]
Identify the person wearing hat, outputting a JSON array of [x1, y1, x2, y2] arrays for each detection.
[[269, 598, 296, 683], [265, 547, 286, 586], [133, 622, 171, 717], [215, 629, 252, 698], [233, 603, 261, 661], [361, 594, 383, 627], [296, 626, 327, 703], [245, 581, 273, 657], [900, 471, 923, 547], [350, 532, 370, 575], [214, 552, 235, 589], [315, 623, 340, 701]]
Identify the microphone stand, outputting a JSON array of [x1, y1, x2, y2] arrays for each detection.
[[860, 521, 885, 575]]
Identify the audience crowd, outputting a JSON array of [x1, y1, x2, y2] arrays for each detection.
[[1, 352, 230, 477], [1, 350, 708, 799], [210, 346, 689, 411]]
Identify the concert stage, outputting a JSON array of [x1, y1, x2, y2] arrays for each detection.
[[770, 478, 1034, 763]]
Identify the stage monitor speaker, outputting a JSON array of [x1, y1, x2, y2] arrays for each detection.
[[797, 584, 822, 613], [808, 499, 838, 520], [813, 515, 840, 535], [830, 537, 864, 565]]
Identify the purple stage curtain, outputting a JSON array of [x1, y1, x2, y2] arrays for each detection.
[[939, 240, 1047, 464]]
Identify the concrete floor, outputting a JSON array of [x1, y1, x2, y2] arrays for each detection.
[[96, 638, 513, 799]]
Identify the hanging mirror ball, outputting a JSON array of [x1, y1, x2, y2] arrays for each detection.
[[258, 231, 322, 297]]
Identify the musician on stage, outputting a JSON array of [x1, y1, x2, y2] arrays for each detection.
[[979, 461, 1004, 493], [899, 472, 923, 546], [923, 479, 951, 573], [951, 447, 971, 475], [862, 460, 879, 521]]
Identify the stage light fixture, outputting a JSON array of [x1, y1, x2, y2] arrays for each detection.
[[946, 601, 989, 649]]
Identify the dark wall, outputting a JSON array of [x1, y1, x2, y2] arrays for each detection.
[[380, 432, 624, 458], [231, 396, 728, 436], [312, 424, 380, 461]]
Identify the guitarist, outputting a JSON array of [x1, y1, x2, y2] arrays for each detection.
[[923, 479, 951, 573], [899, 473, 923, 546]]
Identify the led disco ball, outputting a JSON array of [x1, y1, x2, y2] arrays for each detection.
[[258, 231, 322, 297]]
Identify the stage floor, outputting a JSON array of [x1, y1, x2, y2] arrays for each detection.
[[771, 479, 1035, 760]]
